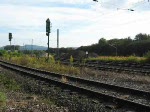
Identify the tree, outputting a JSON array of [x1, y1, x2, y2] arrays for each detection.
[[134, 33, 150, 41], [98, 38, 107, 45], [78, 33, 150, 56]]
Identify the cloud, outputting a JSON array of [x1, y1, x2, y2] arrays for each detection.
[[0, 0, 150, 47]]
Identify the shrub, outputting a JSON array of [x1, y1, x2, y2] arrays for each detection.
[[8, 55, 80, 76], [144, 51, 150, 62], [70, 55, 74, 66], [50, 55, 55, 64]]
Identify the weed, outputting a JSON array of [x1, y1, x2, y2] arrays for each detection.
[[88, 56, 147, 63], [70, 55, 74, 66], [9, 56, 81, 76], [144, 51, 150, 62], [0, 74, 20, 91], [0, 92, 6, 108], [61, 76, 68, 83]]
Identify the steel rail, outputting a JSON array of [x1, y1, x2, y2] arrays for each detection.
[[61, 61, 150, 74], [1, 60, 150, 97], [0, 60, 150, 111]]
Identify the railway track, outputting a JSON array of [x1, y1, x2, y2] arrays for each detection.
[[61, 60, 150, 74], [0, 60, 150, 111]]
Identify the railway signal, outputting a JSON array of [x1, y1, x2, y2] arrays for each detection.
[[46, 18, 52, 60], [46, 18, 51, 33], [9, 33, 13, 45]]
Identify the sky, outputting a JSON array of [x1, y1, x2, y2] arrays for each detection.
[[0, 0, 150, 48]]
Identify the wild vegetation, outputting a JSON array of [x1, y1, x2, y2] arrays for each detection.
[[78, 33, 150, 57], [88, 56, 149, 63], [0, 48, 150, 78], [0, 92, 6, 108], [87, 48, 150, 63], [1, 51, 80, 76], [0, 33, 150, 78], [0, 73, 20, 108], [0, 73, 20, 91]]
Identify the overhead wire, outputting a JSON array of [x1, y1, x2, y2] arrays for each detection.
[[130, 0, 147, 8], [88, 0, 150, 30]]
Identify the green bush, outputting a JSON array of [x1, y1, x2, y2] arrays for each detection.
[[70, 55, 73, 65]]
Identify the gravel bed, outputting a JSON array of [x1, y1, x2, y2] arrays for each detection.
[[2, 91, 68, 112], [72, 67, 150, 92], [2, 61, 150, 92], [7, 63, 150, 93], [67, 77, 150, 107], [5, 63, 150, 106], [0, 68, 69, 112], [0, 68, 136, 112]]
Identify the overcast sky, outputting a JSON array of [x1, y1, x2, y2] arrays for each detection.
[[0, 0, 150, 47]]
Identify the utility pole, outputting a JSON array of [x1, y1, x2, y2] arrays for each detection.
[[108, 44, 117, 56], [25, 44, 26, 50], [23, 43, 25, 50], [46, 18, 52, 60], [14, 39, 15, 51], [31, 39, 33, 56], [57, 29, 60, 60]]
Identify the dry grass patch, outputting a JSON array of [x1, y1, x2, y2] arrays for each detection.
[[61, 76, 68, 83]]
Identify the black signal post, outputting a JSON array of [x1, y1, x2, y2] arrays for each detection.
[[8, 33, 13, 60], [46, 18, 52, 60], [9, 33, 12, 46], [9, 33, 13, 51]]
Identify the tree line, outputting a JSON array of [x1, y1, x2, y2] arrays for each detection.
[[78, 33, 150, 56]]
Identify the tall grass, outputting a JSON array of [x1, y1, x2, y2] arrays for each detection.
[[88, 56, 147, 63], [9, 56, 80, 76]]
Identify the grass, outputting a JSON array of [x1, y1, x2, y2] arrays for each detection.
[[0, 73, 21, 110], [88, 56, 147, 63], [0, 73, 20, 109], [0, 74, 20, 91], [0, 72, 58, 111], [7, 56, 80, 76], [0, 73, 21, 108], [61, 76, 68, 83], [0, 92, 6, 108]]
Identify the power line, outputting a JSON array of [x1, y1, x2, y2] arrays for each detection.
[[88, 0, 150, 29], [130, 0, 147, 8]]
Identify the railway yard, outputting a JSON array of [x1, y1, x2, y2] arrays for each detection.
[[0, 0, 150, 112], [0, 59, 150, 112]]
